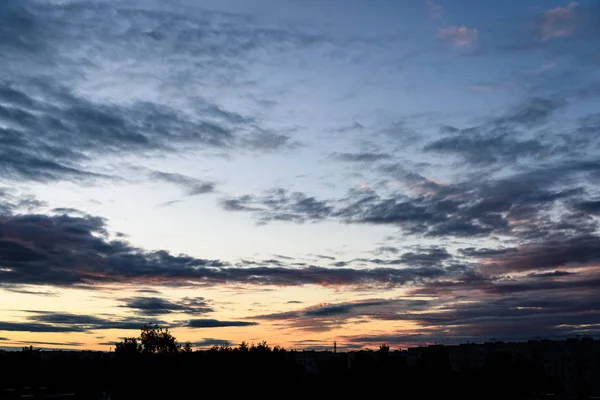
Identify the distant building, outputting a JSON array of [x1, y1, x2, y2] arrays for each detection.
[[403, 337, 600, 396]]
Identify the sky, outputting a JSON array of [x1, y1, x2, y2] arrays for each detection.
[[0, 0, 599, 352]]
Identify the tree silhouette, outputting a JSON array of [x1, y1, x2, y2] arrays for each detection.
[[253, 340, 271, 353], [182, 341, 193, 353], [237, 341, 249, 352], [115, 325, 180, 354], [378, 343, 390, 356], [273, 345, 286, 353], [115, 337, 140, 354], [140, 324, 180, 354]]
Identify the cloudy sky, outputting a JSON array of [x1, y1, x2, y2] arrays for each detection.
[[1, 0, 599, 351]]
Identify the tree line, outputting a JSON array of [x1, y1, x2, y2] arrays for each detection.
[[115, 324, 292, 354], [0, 325, 574, 399]]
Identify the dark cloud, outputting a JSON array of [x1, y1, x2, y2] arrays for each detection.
[[0, 212, 223, 287], [120, 296, 214, 316], [0, 0, 326, 184], [221, 154, 600, 244], [0, 285, 58, 296], [527, 270, 576, 278], [374, 246, 399, 255], [14, 340, 83, 347], [0, 80, 237, 182], [332, 152, 391, 163], [421, 97, 600, 167], [458, 247, 517, 258], [253, 298, 434, 332], [478, 235, 600, 273], [187, 319, 258, 328], [150, 172, 216, 196], [424, 134, 546, 165], [136, 289, 161, 294], [501, 97, 565, 126], [343, 332, 442, 346], [97, 341, 119, 346], [573, 199, 600, 215], [342, 285, 600, 345], [313, 254, 336, 261], [396, 246, 451, 267], [239, 131, 300, 151], [0, 209, 452, 289], [191, 338, 232, 347], [335, 121, 364, 133], [348, 247, 455, 269], [0, 322, 84, 333], [220, 188, 333, 223], [25, 311, 159, 331]]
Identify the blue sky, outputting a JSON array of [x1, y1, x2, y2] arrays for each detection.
[[0, 0, 600, 351]]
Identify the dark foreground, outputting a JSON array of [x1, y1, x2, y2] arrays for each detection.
[[1, 339, 599, 399]]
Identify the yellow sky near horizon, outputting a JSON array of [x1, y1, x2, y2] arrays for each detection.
[[0, 283, 420, 351]]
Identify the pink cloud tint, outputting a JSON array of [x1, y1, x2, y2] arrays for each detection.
[[437, 25, 478, 48], [541, 2, 578, 41], [426, 0, 443, 19]]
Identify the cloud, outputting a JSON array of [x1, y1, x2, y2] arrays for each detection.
[[156, 200, 183, 208], [396, 246, 452, 267], [573, 199, 600, 215], [120, 296, 214, 316], [426, 0, 443, 19], [25, 311, 160, 331], [541, 2, 578, 41], [423, 97, 568, 166], [332, 152, 391, 163], [14, 340, 83, 347], [437, 25, 478, 48], [0, 285, 58, 296], [220, 188, 333, 224], [313, 254, 336, 261], [0, 81, 237, 183], [219, 165, 595, 239], [253, 298, 434, 332], [136, 289, 162, 294], [0, 209, 452, 289], [239, 130, 301, 151], [335, 121, 364, 133], [191, 338, 232, 347], [502, 97, 565, 126], [424, 134, 546, 165], [187, 319, 258, 328], [150, 172, 216, 196], [218, 143, 600, 249], [0, 1, 326, 184], [0, 321, 85, 333], [338, 273, 600, 346], [477, 235, 600, 273], [374, 246, 399, 255], [0, 212, 224, 287]]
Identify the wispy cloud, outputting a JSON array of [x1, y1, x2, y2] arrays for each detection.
[[191, 338, 232, 347], [150, 171, 216, 196], [0, 312, 162, 333], [437, 25, 478, 48], [541, 2, 578, 41], [119, 296, 214, 316], [426, 0, 443, 19], [187, 319, 258, 328]]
